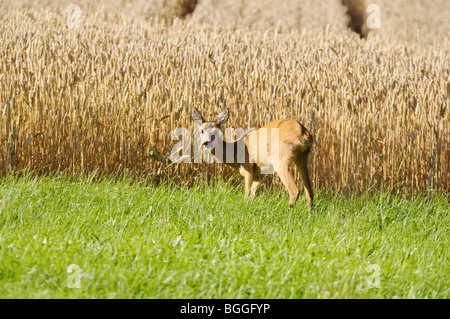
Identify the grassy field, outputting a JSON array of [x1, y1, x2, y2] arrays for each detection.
[[1, 0, 449, 192], [0, 176, 448, 298]]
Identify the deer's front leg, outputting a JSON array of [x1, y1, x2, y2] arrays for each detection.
[[240, 166, 253, 200], [250, 175, 262, 198]]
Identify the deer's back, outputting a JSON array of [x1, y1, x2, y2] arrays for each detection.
[[244, 119, 313, 167]]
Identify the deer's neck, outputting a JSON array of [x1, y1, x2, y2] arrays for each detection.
[[210, 138, 246, 168]]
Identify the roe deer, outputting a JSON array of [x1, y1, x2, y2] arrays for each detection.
[[192, 108, 314, 212]]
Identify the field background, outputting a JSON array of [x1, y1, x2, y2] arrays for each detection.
[[0, 0, 449, 192], [0, 0, 449, 299]]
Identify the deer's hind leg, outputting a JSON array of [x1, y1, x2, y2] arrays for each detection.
[[277, 159, 299, 208], [294, 153, 314, 212]]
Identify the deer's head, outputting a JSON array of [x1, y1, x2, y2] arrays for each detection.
[[191, 107, 229, 150]]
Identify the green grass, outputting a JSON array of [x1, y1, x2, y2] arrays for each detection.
[[0, 175, 448, 298]]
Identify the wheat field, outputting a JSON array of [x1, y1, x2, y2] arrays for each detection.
[[0, 0, 449, 193]]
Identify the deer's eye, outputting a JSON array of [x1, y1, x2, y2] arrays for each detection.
[[200, 129, 204, 134]]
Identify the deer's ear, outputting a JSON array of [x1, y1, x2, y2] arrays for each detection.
[[192, 108, 204, 122], [191, 108, 204, 126], [216, 108, 229, 126]]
